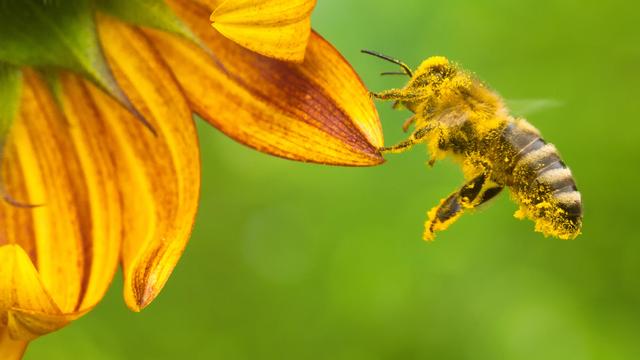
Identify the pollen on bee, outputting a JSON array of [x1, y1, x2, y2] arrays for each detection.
[[366, 52, 582, 240], [416, 56, 450, 73]]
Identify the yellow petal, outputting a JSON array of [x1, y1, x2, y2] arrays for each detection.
[[210, 0, 316, 62], [0, 68, 121, 342], [0, 245, 65, 340], [0, 327, 27, 360], [96, 15, 201, 311], [156, 0, 383, 166]]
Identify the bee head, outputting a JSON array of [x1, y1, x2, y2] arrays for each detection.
[[413, 56, 456, 82]]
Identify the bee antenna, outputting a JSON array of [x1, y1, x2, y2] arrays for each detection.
[[361, 49, 413, 77]]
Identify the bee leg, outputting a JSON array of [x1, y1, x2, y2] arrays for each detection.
[[475, 185, 504, 207], [380, 124, 434, 154], [370, 89, 420, 101], [379, 139, 416, 154], [423, 173, 503, 241], [402, 115, 416, 132]]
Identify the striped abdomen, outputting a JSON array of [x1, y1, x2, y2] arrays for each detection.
[[500, 120, 582, 239]]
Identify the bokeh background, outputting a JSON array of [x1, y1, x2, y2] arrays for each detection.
[[27, 0, 640, 358]]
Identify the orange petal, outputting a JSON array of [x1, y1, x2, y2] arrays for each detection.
[[0, 68, 122, 342], [210, 0, 316, 62], [96, 15, 201, 311], [156, 0, 383, 166]]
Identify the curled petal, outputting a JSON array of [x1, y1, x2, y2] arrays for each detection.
[[210, 0, 317, 62], [96, 15, 200, 311], [0, 245, 64, 340], [157, 0, 383, 166]]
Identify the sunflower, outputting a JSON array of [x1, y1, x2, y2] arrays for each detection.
[[0, 0, 383, 357]]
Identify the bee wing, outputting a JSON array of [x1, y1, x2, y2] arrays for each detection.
[[505, 98, 563, 117]]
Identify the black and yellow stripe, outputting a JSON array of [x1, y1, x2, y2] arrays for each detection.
[[501, 120, 582, 237]]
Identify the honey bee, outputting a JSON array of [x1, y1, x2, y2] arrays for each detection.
[[363, 50, 582, 240]]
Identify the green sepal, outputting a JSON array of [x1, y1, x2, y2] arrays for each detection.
[[96, 0, 200, 44], [39, 69, 65, 109], [0, 0, 130, 110], [0, 63, 22, 157]]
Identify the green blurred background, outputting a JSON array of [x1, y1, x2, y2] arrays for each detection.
[[27, 0, 640, 358]]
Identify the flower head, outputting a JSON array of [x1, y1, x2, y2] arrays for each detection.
[[0, 0, 383, 357]]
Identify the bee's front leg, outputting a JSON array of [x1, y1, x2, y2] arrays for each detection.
[[380, 123, 435, 154], [370, 88, 420, 101], [423, 172, 503, 241]]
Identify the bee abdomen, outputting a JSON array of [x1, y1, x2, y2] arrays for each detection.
[[538, 167, 578, 196], [515, 142, 580, 199], [536, 163, 582, 217], [503, 121, 583, 238]]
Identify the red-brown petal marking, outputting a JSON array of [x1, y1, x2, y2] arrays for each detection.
[[210, 0, 316, 62], [96, 15, 201, 311], [160, 0, 383, 166]]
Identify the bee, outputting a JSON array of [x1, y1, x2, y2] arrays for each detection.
[[362, 50, 582, 240]]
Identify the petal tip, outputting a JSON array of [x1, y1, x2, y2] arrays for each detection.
[[158, 1, 383, 166], [125, 284, 157, 313], [363, 153, 386, 167]]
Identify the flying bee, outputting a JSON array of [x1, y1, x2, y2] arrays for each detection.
[[362, 50, 582, 240]]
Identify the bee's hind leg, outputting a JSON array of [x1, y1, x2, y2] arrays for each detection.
[[423, 173, 504, 241]]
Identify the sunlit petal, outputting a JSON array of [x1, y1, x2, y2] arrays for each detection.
[[96, 15, 201, 311], [158, 0, 383, 166], [211, 0, 316, 62]]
